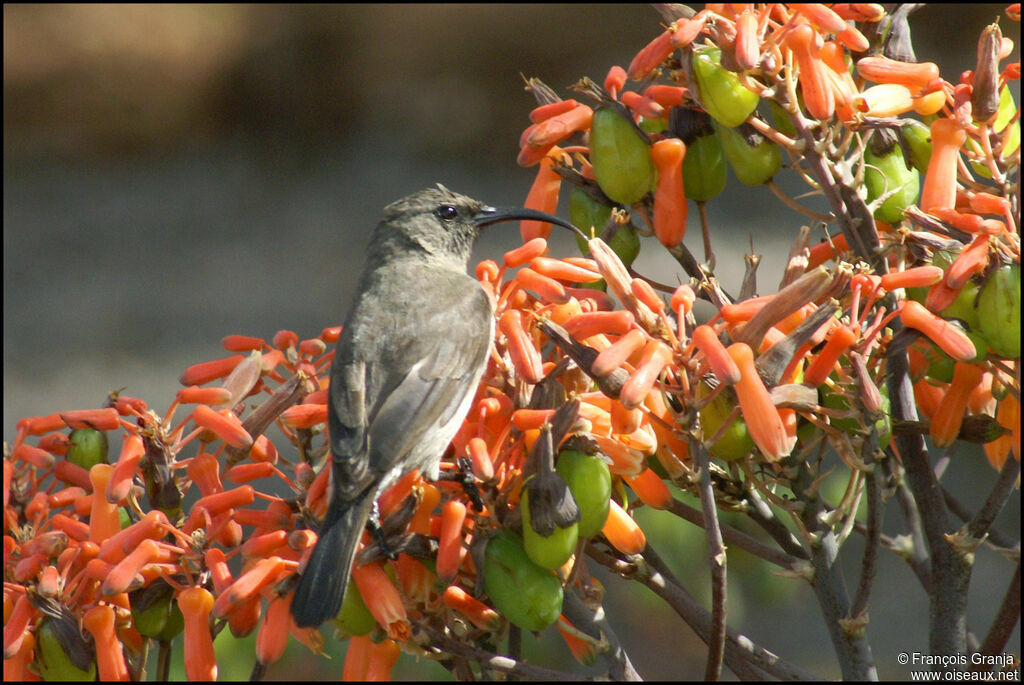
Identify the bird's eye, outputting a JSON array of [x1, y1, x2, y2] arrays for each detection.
[[435, 204, 459, 221]]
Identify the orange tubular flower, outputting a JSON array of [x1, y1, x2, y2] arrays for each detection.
[[913, 379, 946, 420], [526, 105, 593, 149], [900, 301, 976, 362], [179, 587, 218, 681], [592, 329, 648, 377], [443, 585, 501, 631], [644, 84, 687, 109], [467, 437, 494, 481], [436, 500, 468, 583], [106, 434, 145, 503], [193, 485, 256, 520], [192, 405, 253, 449], [83, 604, 130, 681], [856, 55, 940, 91], [3, 593, 34, 660], [564, 310, 636, 340], [13, 444, 54, 469], [499, 310, 544, 384], [521, 152, 564, 240], [256, 594, 293, 666], [692, 324, 742, 385], [179, 354, 244, 386], [795, 3, 850, 34], [352, 562, 410, 641], [611, 400, 643, 435], [515, 267, 570, 304], [803, 325, 858, 387], [734, 9, 760, 70], [650, 138, 688, 247], [360, 639, 402, 681], [222, 334, 266, 351], [342, 634, 373, 681], [89, 464, 122, 543], [624, 468, 672, 509], [530, 98, 580, 124], [620, 340, 673, 410], [60, 408, 121, 431], [727, 343, 794, 461], [602, 499, 646, 555], [530, 256, 602, 283], [945, 234, 991, 289], [605, 65, 627, 97], [984, 395, 1018, 471], [621, 91, 665, 120], [628, 28, 675, 80], [504, 237, 548, 268], [558, 616, 598, 665], [176, 386, 234, 405], [670, 12, 709, 48], [786, 24, 835, 121], [280, 403, 329, 429], [930, 362, 985, 448], [102, 539, 160, 596], [920, 119, 967, 212], [879, 266, 945, 291]]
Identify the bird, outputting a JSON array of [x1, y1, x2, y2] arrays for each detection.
[[291, 184, 578, 627]]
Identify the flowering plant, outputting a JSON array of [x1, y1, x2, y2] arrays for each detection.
[[4, 3, 1020, 681]]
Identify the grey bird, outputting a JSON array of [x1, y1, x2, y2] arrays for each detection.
[[291, 185, 578, 627]]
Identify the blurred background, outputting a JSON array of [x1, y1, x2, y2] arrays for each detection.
[[4, 4, 1018, 680]]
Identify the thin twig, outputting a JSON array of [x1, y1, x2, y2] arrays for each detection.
[[973, 561, 1021, 671], [850, 467, 881, 619], [560, 593, 643, 681], [666, 496, 805, 568], [967, 457, 1022, 542], [588, 543, 822, 681], [691, 439, 727, 681], [886, 323, 971, 661], [416, 625, 590, 681]]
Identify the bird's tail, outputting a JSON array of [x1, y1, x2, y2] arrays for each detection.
[[291, 494, 375, 627]]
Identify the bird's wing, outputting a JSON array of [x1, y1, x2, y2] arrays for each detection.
[[364, 285, 493, 475], [328, 281, 492, 496]]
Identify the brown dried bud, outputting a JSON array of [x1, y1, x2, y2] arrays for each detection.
[[972, 23, 1002, 124]]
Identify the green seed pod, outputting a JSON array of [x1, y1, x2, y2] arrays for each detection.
[[769, 99, 797, 137], [66, 428, 108, 470], [697, 382, 754, 461], [569, 187, 613, 241], [714, 121, 782, 186], [154, 600, 184, 642], [590, 107, 657, 206], [521, 488, 578, 570], [900, 119, 932, 175], [334, 578, 377, 636], [131, 579, 184, 640], [864, 134, 920, 223], [977, 264, 1021, 358], [682, 130, 727, 202], [36, 618, 96, 681], [907, 250, 982, 331], [483, 530, 563, 631], [692, 47, 760, 128], [994, 85, 1020, 159], [555, 449, 611, 538]]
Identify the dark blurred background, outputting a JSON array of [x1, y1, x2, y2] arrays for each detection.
[[4, 4, 1018, 680]]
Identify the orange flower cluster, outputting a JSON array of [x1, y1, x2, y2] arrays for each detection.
[[4, 3, 1020, 681]]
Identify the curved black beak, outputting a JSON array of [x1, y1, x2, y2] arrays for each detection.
[[474, 206, 587, 241]]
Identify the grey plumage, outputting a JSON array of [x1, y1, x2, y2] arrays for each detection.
[[291, 185, 577, 627]]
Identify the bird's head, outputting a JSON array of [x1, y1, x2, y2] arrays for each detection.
[[369, 184, 581, 266]]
